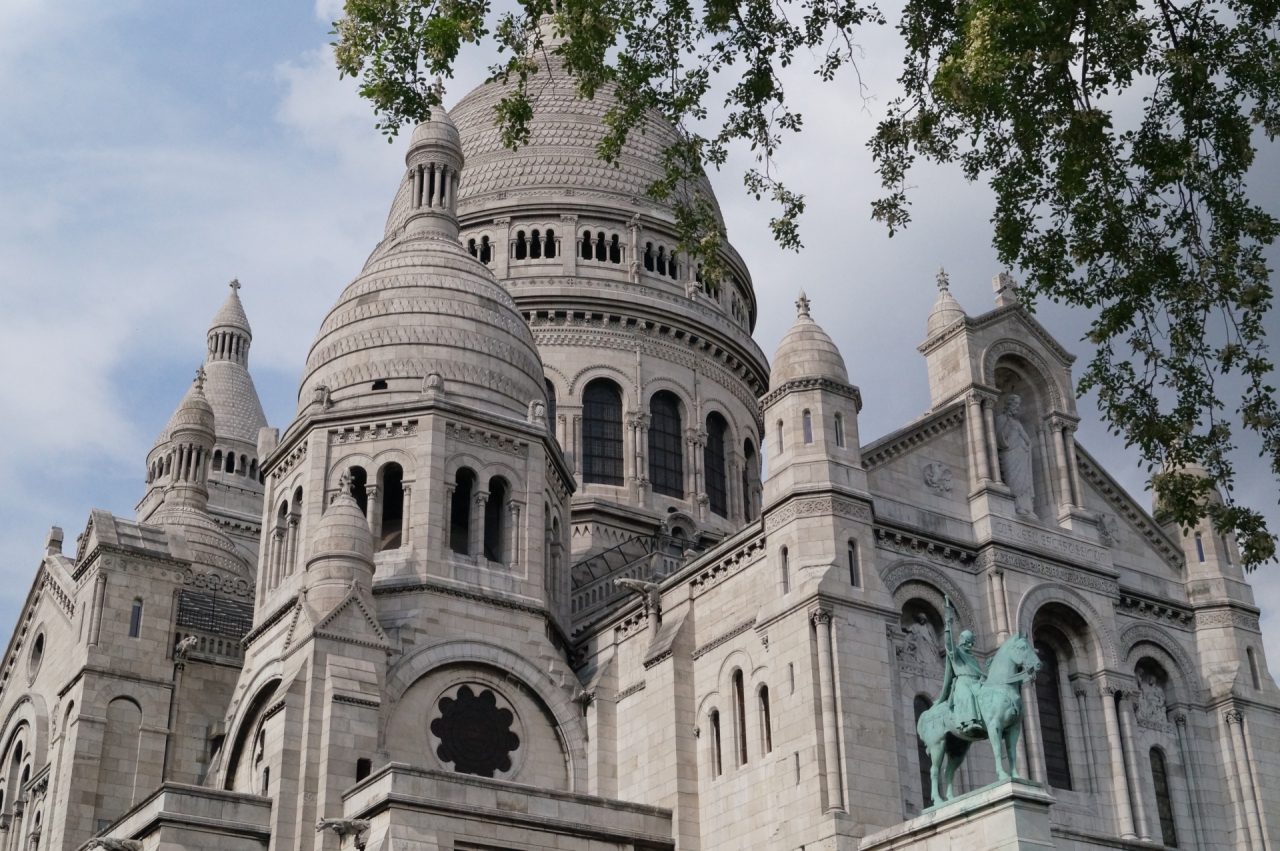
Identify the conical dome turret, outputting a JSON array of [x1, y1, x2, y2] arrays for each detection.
[[770, 290, 849, 385], [926, 267, 966, 337]]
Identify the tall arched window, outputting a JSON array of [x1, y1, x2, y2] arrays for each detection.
[[545, 380, 557, 435], [834, 413, 845, 447], [776, 420, 785, 454], [226, 452, 235, 474], [379, 463, 404, 551], [759, 686, 772, 754], [733, 670, 748, 765], [609, 234, 621, 263], [914, 695, 934, 809], [780, 546, 790, 593], [129, 599, 143, 638], [1150, 747, 1178, 847], [583, 380, 624, 485], [1034, 641, 1073, 789], [1195, 532, 1205, 561], [705, 412, 728, 517], [514, 230, 528, 260], [648, 391, 684, 497], [742, 440, 757, 521], [480, 236, 492, 263], [349, 466, 369, 515], [847, 539, 860, 587], [1248, 647, 1261, 689], [803, 410, 813, 443], [595, 231, 607, 261], [709, 709, 723, 777], [484, 477, 508, 562], [581, 230, 593, 260], [530, 229, 542, 259], [451, 469, 475, 555], [544, 228, 557, 258], [213, 449, 223, 471]]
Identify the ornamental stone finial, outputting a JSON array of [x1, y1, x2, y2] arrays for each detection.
[[194, 365, 207, 392], [229, 277, 241, 292], [796, 289, 811, 317], [936, 267, 950, 291]]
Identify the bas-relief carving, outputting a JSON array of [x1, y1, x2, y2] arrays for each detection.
[[922, 463, 954, 493], [874, 528, 977, 568], [764, 496, 871, 532], [1195, 608, 1261, 631], [898, 613, 942, 674]]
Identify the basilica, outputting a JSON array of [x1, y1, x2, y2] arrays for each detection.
[[0, 35, 1276, 851]]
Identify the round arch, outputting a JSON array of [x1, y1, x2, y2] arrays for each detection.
[[383, 640, 587, 792], [981, 339, 1066, 412], [1119, 623, 1201, 703], [879, 560, 976, 633], [1015, 582, 1118, 669]]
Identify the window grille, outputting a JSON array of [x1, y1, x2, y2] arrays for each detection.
[[648, 392, 684, 497], [1034, 642, 1073, 790], [583, 381, 624, 485], [705, 413, 728, 517]]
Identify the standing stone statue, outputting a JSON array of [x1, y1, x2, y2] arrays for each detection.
[[995, 394, 1036, 517], [916, 597, 1042, 804], [903, 613, 941, 671]]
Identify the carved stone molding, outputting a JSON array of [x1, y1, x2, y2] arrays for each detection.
[[862, 406, 966, 472], [980, 548, 1119, 596], [765, 496, 871, 532], [617, 680, 646, 701], [689, 535, 766, 595], [1117, 593, 1193, 629], [875, 528, 977, 568], [445, 422, 529, 458], [1224, 708, 1244, 725], [692, 618, 758, 660], [880, 560, 976, 631], [1195, 608, 1261, 632]]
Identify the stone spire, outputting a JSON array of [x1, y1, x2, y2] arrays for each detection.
[[926, 266, 966, 337], [208, 279, 252, 366], [404, 108, 464, 239], [155, 367, 216, 515]]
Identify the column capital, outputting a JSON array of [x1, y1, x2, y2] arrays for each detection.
[[1224, 708, 1245, 725], [475, 491, 490, 506], [810, 608, 833, 627], [1045, 413, 1080, 431], [1172, 712, 1188, 727]]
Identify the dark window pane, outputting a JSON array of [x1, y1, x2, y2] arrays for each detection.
[[914, 695, 934, 809], [1151, 747, 1179, 847], [1034, 642, 1073, 790], [583, 381, 624, 485], [705, 413, 728, 517], [649, 392, 684, 497]]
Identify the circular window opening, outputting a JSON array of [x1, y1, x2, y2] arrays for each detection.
[[430, 685, 520, 778], [27, 633, 44, 681]]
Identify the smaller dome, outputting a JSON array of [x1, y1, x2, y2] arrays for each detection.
[[770, 290, 849, 385], [167, 368, 216, 437], [926, 267, 966, 337], [210, 280, 251, 335], [409, 109, 463, 153], [311, 487, 374, 566]]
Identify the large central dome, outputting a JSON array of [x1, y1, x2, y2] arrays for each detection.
[[449, 55, 721, 223]]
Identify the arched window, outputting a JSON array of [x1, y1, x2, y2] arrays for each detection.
[[776, 420, 784, 454], [530, 229, 542, 259], [129, 599, 143, 638], [1248, 647, 1261, 689], [484, 477, 508, 562], [1195, 532, 1205, 561], [240, 454, 248, 475], [803, 410, 813, 444], [648, 391, 684, 497], [467, 238, 478, 257], [709, 710, 723, 777], [545, 380, 557, 434], [644, 243, 655, 272], [759, 685, 772, 754], [834, 413, 845, 447], [213, 450, 223, 471], [595, 231, 607, 261], [450, 469, 475, 555], [742, 439, 757, 521], [780, 546, 790, 593], [656, 246, 667, 276], [581, 230, 593, 260], [1150, 747, 1178, 847], [1034, 641, 1073, 790], [609, 234, 621, 263], [349, 466, 369, 515], [733, 670, 748, 765], [914, 695, 934, 809], [544, 228, 556, 258], [379, 463, 404, 551], [226, 452, 235, 474], [669, 253, 678, 279], [515, 230, 528, 260], [249, 458, 258, 479], [480, 235, 492, 264], [582, 380, 624, 485], [705, 413, 728, 517], [847, 539, 860, 587], [1223, 536, 1233, 565]]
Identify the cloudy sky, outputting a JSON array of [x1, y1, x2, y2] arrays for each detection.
[[2, 1, 1278, 660]]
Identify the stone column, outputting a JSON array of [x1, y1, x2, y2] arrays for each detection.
[[1101, 686, 1138, 839], [88, 572, 107, 647], [561, 214, 578, 275], [508, 502, 521, 569], [471, 492, 489, 559], [1022, 678, 1047, 785], [1225, 709, 1266, 850], [401, 484, 412, 547], [1050, 420, 1074, 511], [412, 166, 423, 208], [443, 483, 455, 540], [636, 414, 650, 508], [1119, 695, 1154, 841], [494, 217, 511, 278], [1063, 426, 1084, 508], [1173, 714, 1205, 851], [988, 569, 1011, 642], [367, 483, 383, 548], [285, 516, 300, 578], [1072, 683, 1097, 794], [811, 609, 844, 812], [983, 401, 1004, 485], [966, 392, 991, 485]]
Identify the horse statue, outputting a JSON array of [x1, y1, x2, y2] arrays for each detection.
[[916, 598, 1042, 806]]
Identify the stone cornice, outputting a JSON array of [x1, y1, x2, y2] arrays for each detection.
[[692, 618, 757, 660], [240, 596, 299, 650], [1116, 591, 1194, 629], [759, 377, 862, 412], [1073, 446, 1184, 573], [874, 526, 979, 569], [861, 403, 966, 472], [979, 548, 1120, 597], [917, 304, 1076, 368]]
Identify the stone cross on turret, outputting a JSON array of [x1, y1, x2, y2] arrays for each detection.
[[796, 289, 811, 317], [936, 266, 950, 292], [229, 277, 241, 292]]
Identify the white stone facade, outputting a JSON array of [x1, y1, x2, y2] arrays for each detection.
[[0, 45, 1276, 851]]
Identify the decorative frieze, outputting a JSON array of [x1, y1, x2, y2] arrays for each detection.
[[765, 496, 871, 532], [1116, 593, 1193, 629], [445, 422, 529, 458], [692, 618, 757, 660], [689, 535, 766, 595], [329, 420, 419, 444], [272, 441, 308, 481], [617, 680, 646, 701], [875, 527, 976, 567], [979, 549, 1119, 596], [1195, 608, 1261, 632]]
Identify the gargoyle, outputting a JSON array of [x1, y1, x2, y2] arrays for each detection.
[[77, 839, 143, 851], [316, 818, 371, 850], [615, 578, 662, 613], [174, 634, 199, 662]]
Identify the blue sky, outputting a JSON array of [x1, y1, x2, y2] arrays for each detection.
[[2, 1, 1278, 661]]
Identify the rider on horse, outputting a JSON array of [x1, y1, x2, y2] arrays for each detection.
[[940, 597, 987, 738]]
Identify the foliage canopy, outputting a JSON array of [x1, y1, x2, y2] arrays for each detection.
[[333, 0, 1280, 567]]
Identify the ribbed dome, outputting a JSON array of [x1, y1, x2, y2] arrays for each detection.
[[311, 490, 374, 565], [926, 268, 966, 337], [166, 369, 216, 436], [303, 110, 545, 419], [438, 53, 721, 230], [210, 282, 251, 334], [771, 291, 849, 385]]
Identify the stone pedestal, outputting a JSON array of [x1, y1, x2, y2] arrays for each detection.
[[861, 780, 1054, 851]]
